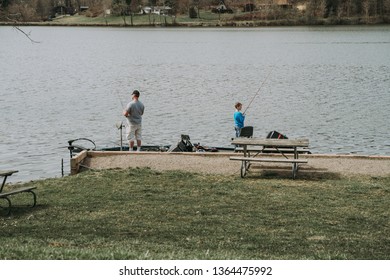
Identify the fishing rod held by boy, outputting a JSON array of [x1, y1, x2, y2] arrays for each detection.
[[243, 66, 275, 115]]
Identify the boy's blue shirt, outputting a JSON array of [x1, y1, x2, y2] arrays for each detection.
[[234, 111, 245, 128]]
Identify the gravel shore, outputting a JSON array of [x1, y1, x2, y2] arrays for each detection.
[[82, 152, 390, 178]]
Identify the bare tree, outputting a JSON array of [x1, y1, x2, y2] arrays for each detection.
[[338, 0, 354, 17], [306, 0, 327, 18], [174, 0, 191, 15], [362, 0, 375, 20], [385, 0, 390, 16], [112, 0, 129, 25]]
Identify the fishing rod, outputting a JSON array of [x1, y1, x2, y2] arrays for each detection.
[[114, 90, 126, 110], [113, 90, 127, 151], [243, 66, 275, 115]]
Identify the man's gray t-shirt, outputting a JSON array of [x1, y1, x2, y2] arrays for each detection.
[[125, 100, 144, 125]]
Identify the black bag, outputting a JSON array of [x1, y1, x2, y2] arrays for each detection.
[[266, 131, 288, 139], [168, 134, 194, 152]]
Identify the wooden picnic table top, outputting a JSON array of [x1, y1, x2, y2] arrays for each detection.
[[0, 170, 19, 177], [1, 170, 19, 192], [231, 138, 309, 147]]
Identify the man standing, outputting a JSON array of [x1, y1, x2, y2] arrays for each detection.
[[123, 90, 145, 151]]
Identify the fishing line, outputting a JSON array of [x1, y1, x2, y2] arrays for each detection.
[[113, 90, 128, 150], [243, 65, 275, 115], [114, 90, 126, 110], [114, 90, 128, 127]]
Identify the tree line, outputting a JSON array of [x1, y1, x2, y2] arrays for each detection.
[[1, 0, 389, 23]]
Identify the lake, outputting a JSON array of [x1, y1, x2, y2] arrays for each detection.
[[1, 25, 389, 182]]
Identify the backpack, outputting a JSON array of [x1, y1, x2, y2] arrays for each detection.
[[266, 131, 288, 139]]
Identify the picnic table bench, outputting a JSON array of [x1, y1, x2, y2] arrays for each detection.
[[230, 138, 309, 179], [0, 170, 37, 215], [234, 146, 311, 154]]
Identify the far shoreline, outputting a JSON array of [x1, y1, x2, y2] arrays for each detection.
[[2, 16, 389, 28]]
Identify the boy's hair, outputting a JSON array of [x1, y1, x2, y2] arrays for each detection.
[[132, 90, 140, 97], [235, 102, 242, 109]]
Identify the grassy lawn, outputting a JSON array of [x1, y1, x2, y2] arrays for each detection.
[[1, 167, 389, 260]]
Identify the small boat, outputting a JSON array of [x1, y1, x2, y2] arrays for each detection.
[[67, 134, 234, 159], [66, 125, 309, 160]]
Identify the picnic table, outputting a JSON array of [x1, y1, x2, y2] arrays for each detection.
[[230, 138, 309, 179], [0, 170, 37, 215]]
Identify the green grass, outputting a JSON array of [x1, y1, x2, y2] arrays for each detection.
[[1, 168, 389, 259]]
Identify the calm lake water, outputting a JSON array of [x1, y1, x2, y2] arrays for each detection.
[[1, 25, 389, 182]]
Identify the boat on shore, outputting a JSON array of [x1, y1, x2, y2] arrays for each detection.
[[66, 124, 314, 176], [66, 125, 313, 159], [67, 134, 236, 176], [67, 134, 235, 159]]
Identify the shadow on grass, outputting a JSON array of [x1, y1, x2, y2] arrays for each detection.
[[0, 204, 47, 217], [245, 166, 342, 181]]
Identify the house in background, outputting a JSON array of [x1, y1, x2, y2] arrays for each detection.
[[141, 6, 172, 15]]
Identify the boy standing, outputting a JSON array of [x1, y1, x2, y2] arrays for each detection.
[[234, 102, 245, 137]]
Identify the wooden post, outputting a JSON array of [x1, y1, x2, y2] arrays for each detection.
[[70, 150, 88, 175]]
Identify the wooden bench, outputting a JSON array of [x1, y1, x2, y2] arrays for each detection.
[[230, 156, 308, 179], [230, 138, 310, 179], [235, 146, 311, 154], [0, 170, 37, 216]]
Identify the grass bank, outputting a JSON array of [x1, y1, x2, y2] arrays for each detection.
[[46, 12, 239, 27], [1, 167, 389, 259]]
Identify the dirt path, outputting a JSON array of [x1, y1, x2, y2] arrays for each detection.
[[83, 152, 390, 178]]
